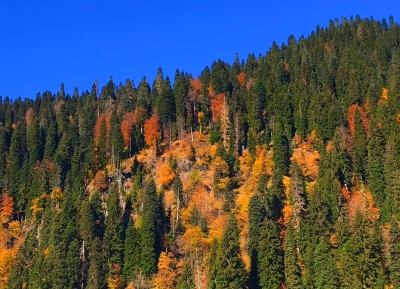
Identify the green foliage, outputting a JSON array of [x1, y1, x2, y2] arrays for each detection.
[[177, 263, 196, 289], [257, 219, 283, 289], [3, 16, 400, 289], [209, 214, 247, 289], [139, 178, 164, 277]]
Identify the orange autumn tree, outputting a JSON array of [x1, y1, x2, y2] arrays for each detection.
[[347, 104, 369, 137], [94, 113, 111, 145], [153, 252, 178, 289], [144, 114, 161, 148], [121, 112, 135, 154], [157, 163, 175, 188], [0, 193, 13, 224], [237, 72, 246, 87], [210, 93, 225, 123]]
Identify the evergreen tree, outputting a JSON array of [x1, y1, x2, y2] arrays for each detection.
[[284, 222, 301, 289], [97, 118, 108, 169], [389, 217, 400, 288], [248, 194, 264, 289], [87, 237, 106, 289], [177, 263, 196, 289], [103, 186, 125, 277], [123, 218, 140, 282], [313, 237, 339, 289], [139, 178, 163, 277], [257, 218, 283, 289], [209, 214, 247, 289], [339, 213, 385, 289]]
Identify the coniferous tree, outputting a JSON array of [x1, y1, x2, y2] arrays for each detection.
[[257, 218, 283, 289], [284, 222, 301, 289], [313, 237, 339, 289], [123, 218, 140, 282], [177, 263, 196, 289], [389, 217, 400, 288], [139, 178, 163, 277], [103, 186, 124, 279], [209, 213, 247, 289]]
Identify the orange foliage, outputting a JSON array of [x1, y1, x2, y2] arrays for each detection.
[[207, 85, 215, 97], [153, 252, 178, 289], [347, 104, 369, 137], [30, 197, 44, 223], [133, 106, 147, 126], [0, 248, 15, 287], [210, 93, 225, 123], [341, 186, 351, 202], [379, 88, 389, 103], [237, 72, 246, 87], [396, 113, 400, 124], [144, 114, 160, 148], [291, 144, 320, 181], [157, 163, 175, 188], [50, 187, 63, 202], [107, 274, 124, 289], [94, 171, 108, 192], [0, 193, 14, 224], [94, 113, 111, 145], [282, 176, 292, 224], [325, 141, 334, 152], [181, 227, 208, 254], [8, 221, 22, 239], [25, 107, 34, 128], [121, 112, 135, 146], [197, 111, 205, 124], [190, 78, 203, 92], [208, 214, 228, 240], [347, 187, 380, 223], [364, 98, 371, 113]]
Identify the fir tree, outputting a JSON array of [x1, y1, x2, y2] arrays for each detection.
[[210, 214, 247, 289], [177, 263, 196, 289]]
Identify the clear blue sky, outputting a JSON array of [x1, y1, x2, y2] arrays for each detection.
[[1, 0, 399, 99]]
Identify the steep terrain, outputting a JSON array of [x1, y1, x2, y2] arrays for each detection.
[[1, 15, 400, 289]]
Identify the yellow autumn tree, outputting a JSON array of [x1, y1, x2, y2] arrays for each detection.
[[153, 252, 178, 289]]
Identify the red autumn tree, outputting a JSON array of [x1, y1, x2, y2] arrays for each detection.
[[144, 114, 160, 148]]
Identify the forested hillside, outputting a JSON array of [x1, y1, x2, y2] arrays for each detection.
[[1, 15, 400, 289]]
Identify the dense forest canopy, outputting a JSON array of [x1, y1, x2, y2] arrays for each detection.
[[1, 15, 400, 289]]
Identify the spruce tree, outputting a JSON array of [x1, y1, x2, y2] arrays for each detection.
[[257, 218, 283, 289], [123, 218, 140, 282], [313, 237, 339, 289], [248, 194, 264, 289], [103, 186, 124, 277], [140, 178, 163, 277], [284, 222, 301, 289], [210, 214, 247, 289], [177, 263, 196, 289], [389, 217, 400, 288]]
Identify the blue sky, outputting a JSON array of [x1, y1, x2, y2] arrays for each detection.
[[1, 0, 399, 99]]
